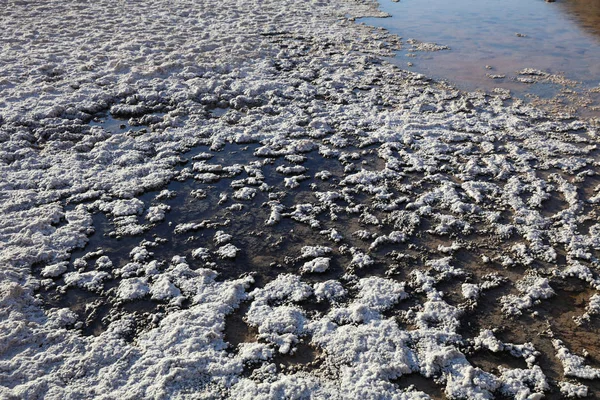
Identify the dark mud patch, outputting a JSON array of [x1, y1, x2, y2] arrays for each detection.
[[224, 302, 257, 349], [467, 348, 529, 375], [393, 373, 446, 399], [274, 342, 322, 373]]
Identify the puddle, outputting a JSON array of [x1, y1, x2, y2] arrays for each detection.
[[209, 107, 229, 118], [89, 112, 166, 134], [364, 0, 600, 117]]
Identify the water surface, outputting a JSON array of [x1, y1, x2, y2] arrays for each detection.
[[366, 0, 600, 115]]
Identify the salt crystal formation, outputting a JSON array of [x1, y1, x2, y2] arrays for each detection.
[[2, 0, 600, 398]]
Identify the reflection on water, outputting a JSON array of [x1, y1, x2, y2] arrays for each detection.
[[560, 0, 600, 38], [365, 0, 600, 117]]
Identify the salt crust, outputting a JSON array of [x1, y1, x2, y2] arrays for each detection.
[[501, 275, 555, 316], [559, 381, 589, 398], [117, 277, 150, 300], [216, 243, 240, 259], [473, 330, 539, 368], [41, 262, 69, 278], [300, 257, 331, 274], [2, 0, 600, 398], [553, 339, 600, 380], [145, 203, 170, 223]]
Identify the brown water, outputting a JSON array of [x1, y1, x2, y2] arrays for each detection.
[[365, 0, 600, 117]]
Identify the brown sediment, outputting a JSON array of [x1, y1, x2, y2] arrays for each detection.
[[467, 348, 529, 374], [273, 342, 323, 372], [539, 191, 570, 218], [224, 302, 258, 349], [558, 0, 600, 39], [393, 373, 447, 399]]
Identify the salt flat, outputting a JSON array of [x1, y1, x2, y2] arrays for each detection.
[[1, 0, 600, 398]]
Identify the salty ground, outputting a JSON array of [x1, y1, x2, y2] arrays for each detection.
[[2, 0, 600, 399]]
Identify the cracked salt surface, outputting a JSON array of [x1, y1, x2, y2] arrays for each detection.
[[3, 0, 600, 398]]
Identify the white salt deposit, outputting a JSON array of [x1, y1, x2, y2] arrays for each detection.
[[191, 247, 211, 261], [233, 187, 257, 201], [300, 245, 332, 259], [41, 262, 69, 278], [216, 243, 240, 259], [150, 275, 181, 301], [553, 339, 600, 379], [145, 203, 170, 223], [63, 271, 110, 292], [501, 275, 555, 316], [214, 231, 233, 246], [559, 381, 589, 398], [313, 280, 346, 302], [300, 257, 331, 273], [117, 277, 150, 300]]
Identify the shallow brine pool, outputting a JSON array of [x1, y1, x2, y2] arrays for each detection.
[[365, 0, 600, 116]]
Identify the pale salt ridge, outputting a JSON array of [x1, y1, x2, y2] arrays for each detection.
[[300, 257, 331, 274], [501, 275, 556, 316], [559, 381, 589, 398]]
